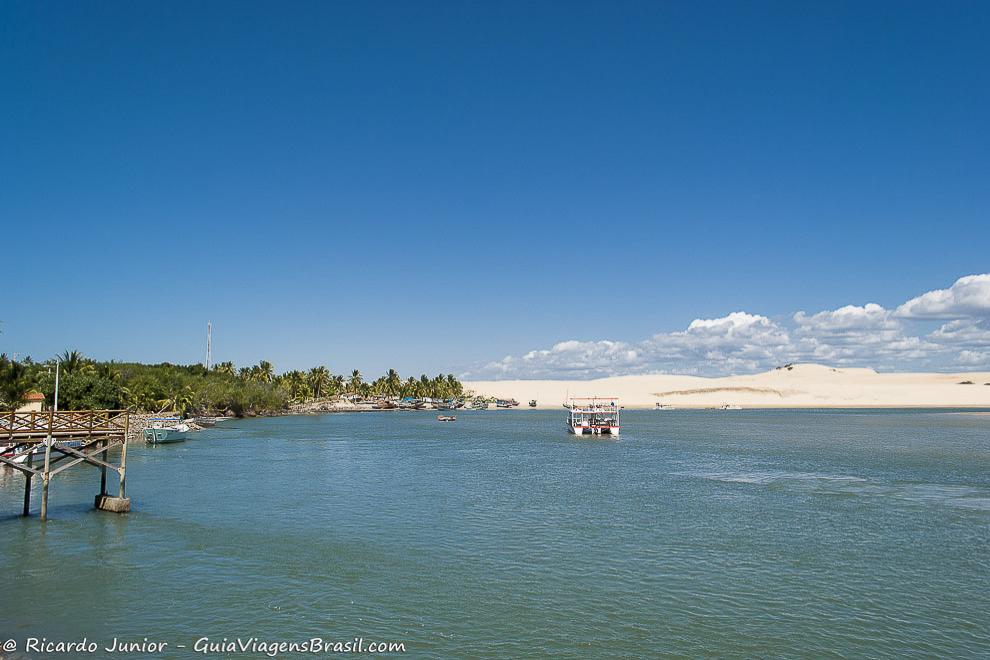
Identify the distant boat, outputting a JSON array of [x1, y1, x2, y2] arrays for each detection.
[[716, 404, 742, 411], [436, 399, 458, 411], [470, 399, 489, 410], [655, 403, 675, 410], [528, 400, 537, 407], [437, 415, 456, 422], [496, 398, 519, 408], [143, 418, 189, 444]]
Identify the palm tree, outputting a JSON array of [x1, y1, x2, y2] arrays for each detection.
[[384, 368, 402, 396], [58, 349, 94, 375], [256, 360, 275, 383], [157, 385, 194, 416], [330, 374, 345, 395], [348, 369, 363, 394], [0, 354, 32, 408], [213, 361, 236, 378], [308, 366, 330, 400], [96, 361, 121, 382], [284, 370, 307, 400]]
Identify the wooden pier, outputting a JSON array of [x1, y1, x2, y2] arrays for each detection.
[[0, 410, 130, 520]]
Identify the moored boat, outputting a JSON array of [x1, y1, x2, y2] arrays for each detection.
[[437, 415, 456, 422], [528, 399, 537, 407], [1, 439, 83, 464], [143, 418, 190, 444]]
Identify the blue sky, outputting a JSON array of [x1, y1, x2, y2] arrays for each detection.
[[2, 1, 988, 378]]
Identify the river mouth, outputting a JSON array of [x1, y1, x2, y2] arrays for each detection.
[[2, 409, 988, 658]]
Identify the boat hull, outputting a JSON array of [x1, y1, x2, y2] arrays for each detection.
[[144, 428, 187, 444], [3, 440, 83, 464], [568, 425, 619, 437]]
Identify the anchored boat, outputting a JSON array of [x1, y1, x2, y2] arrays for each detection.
[[143, 418, 189, 444], [565, 397, 620, 437], [1, 439, 82, 464]]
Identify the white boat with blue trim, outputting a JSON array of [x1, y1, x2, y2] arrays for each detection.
[[143, 418, 190, 444]]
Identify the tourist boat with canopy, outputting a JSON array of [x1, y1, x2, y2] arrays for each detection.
[[564, 397, 620, 436]]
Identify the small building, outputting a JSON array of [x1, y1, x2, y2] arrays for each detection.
[[16, 391, 46, 413]]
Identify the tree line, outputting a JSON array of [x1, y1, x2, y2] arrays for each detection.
[[0, 351, 464, 417]]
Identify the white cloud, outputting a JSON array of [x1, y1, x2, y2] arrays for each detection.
[[471, 274, 990, 379], [894, 274, 990, 319], [954, 350, 990, 368], [929, 319, 990, 347]]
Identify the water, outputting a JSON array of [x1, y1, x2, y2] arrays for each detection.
[[2, 410, 988, 658]]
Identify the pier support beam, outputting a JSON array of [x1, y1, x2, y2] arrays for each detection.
[[99, 438, 108, 496], [22, 451, 33, 516], [118, 417, 129, 500], [40, 436, 52, 521]]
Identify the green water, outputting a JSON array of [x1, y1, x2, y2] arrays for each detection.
[[1, 410, 988, 658]]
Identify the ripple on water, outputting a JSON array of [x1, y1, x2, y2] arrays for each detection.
[[678, 468, 990, 512]]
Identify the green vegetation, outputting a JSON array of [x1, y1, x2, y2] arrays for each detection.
[[0, 351, 464, 416]]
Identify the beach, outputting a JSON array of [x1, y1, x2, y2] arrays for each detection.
[[466, 363, 990, 409]]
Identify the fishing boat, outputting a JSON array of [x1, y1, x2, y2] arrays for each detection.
[[655, 403, 675, 410], [437, 415, 456, 422], [716, 404, 742, 411], [528, 400, 537, 407], [496, 398, 519, 408], [436, 399, 457, 411], [143, 418, 190, 444], [565, 397, 620, 437], [470, 398, 489, 410]]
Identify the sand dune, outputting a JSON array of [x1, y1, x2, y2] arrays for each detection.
[[465, 364, 990, 409]]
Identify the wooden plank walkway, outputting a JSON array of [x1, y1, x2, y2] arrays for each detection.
[[0, 410, 130, 520]]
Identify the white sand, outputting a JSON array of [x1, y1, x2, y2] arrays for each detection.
[[465, 364, 990, 409]]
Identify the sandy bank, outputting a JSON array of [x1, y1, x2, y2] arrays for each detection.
[[465, 364, 990, 409]]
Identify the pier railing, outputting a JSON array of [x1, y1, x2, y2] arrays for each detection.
[[2, 409, 129, 442]]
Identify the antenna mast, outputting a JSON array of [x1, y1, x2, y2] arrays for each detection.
[[206, 321, 213, 369]]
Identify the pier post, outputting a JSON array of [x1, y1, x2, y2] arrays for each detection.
[[40, 435, 52, 522], [22, 450, 33, 516], [118, 415, 129, 499], [100, 438, 108, 496]]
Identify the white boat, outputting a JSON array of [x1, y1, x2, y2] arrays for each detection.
[[565, 397, 620, 437], [143, 418, 190, 444], [655, 403, 675, 410], [717, 404, 742, 411], [1, 440, 83, 464]]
